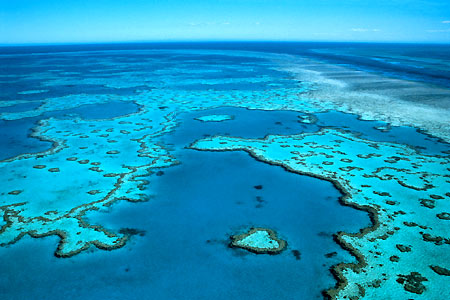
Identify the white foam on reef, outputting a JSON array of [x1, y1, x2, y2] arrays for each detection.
[[195, 114, 234, 122], [17, 89, 49, 95], [275, 55, 450, 143]]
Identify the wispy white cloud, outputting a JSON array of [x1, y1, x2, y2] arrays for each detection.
[[351, 28, 380, 32], [187, 21, 231, 27], [351, 28, 368, 32], [427, 28, 450, 32], [426, 20, 450, 32]]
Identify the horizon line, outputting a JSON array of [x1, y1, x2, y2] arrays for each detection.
[[1, 40, 450, 47]]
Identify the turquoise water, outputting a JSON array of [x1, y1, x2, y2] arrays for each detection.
[[0, 114, 369, 298], [1, 44, 449, 299], [0, 101, 139, 160], [19, 150, 362, 299]]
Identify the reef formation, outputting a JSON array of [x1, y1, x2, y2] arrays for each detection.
[[195, 114, 234, 122], [1, 49, 449, 299], [230, 228, 287, 254], [191, 128, 450, 299]]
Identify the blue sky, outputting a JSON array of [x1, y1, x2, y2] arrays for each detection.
[[1, 0, 449, 44]]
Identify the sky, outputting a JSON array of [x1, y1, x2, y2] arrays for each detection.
[[0, 0, 449, 44]]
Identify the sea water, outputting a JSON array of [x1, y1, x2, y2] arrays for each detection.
[[0, 43, 449, 300]]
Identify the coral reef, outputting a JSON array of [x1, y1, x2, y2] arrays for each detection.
[[190, 128, 450, 299], [195, 114, 234, 122], [230, 227, 286, 254]]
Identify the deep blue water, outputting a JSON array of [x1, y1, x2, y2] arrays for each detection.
[[1, 44, 450, 300], [0, 117, 370, 300], [166, 107, 449, 155], [2, 42, 450, 88], [1, 103, 447, 165], [4, 105, 445, 299], [0, 102, 42, 113], [314, 111, 450, 155]]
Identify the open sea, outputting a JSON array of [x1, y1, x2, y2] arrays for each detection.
[[0, 42, 449, 299]]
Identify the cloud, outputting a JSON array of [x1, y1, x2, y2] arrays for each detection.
[[442, 20, 450, 24], [351, 28, 380, 32], [187, 22, 231, 27], [427, 28, 450, 32]]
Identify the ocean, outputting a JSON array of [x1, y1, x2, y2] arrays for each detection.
[[0, 42, 449, 299]]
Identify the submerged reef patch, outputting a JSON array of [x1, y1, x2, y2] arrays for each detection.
[[230, 227, 286, 254], [195, 114, 234, 122], [297, 114, 317, 124], [430, 265, 450, 276], [396, 272, 428, 294]]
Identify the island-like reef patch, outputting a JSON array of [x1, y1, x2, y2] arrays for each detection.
[[195, 114, 234, 122], [230, 227, 286, 254]]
